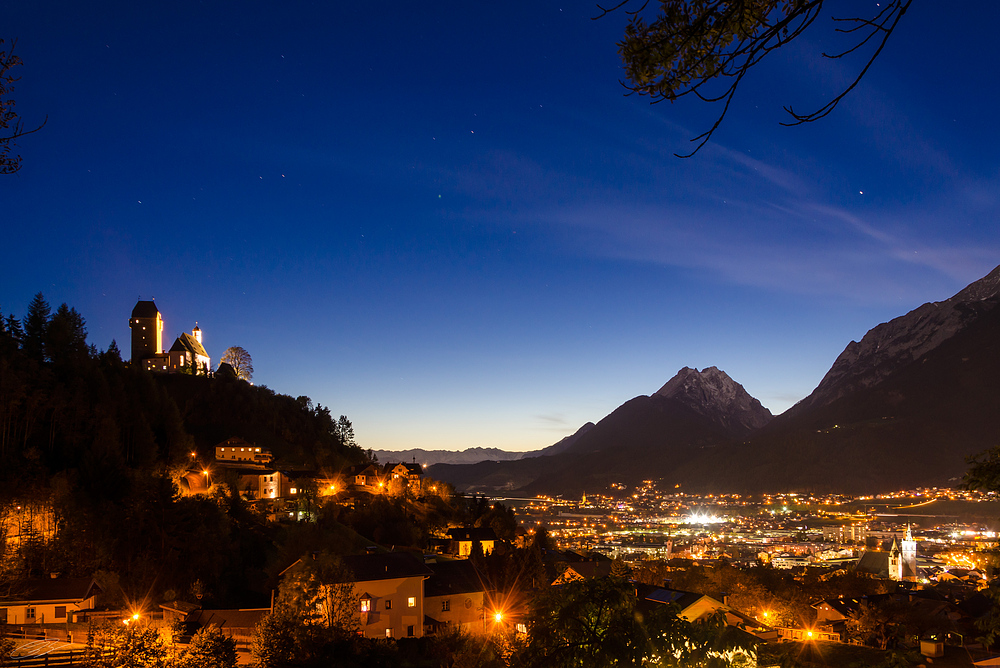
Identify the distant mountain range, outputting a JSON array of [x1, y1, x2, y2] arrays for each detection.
[[429, 264, 1000, 495]]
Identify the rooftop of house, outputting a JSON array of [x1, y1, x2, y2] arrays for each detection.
[[425, 560, 485, 598], [342, 551, 434, 583], [0, 577, 101, 604], [446, 527, 498, 542]]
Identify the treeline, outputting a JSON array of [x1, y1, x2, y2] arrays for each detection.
[[0, 293, 368, 606]]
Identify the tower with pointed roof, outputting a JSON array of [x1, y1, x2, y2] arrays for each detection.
[[901, 525, 917, 581]]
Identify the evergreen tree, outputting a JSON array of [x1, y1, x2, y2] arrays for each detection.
[[22, 292, 50, 361], [181, 626, 237, 668], [47, 303, 88, 366]]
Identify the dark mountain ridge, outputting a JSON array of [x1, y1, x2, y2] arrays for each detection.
[[433, 265, 1000, 496], [430, 366, 771, 493]]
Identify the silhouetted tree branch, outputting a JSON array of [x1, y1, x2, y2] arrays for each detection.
[[1, 38, 47, 175], [606, 0, 912, 156]]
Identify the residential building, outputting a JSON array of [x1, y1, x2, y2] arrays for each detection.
[[0, 577, 100, 625], [340, 552, 433, 639], [423, 560, 487, 635]]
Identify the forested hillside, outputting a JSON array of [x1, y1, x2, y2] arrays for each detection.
[[0, 294, 369, 607]]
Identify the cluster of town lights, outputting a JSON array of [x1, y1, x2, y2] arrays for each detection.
[[683, 512, 727, 525]]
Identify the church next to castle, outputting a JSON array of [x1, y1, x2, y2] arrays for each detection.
[[129, 300, 211, 374]]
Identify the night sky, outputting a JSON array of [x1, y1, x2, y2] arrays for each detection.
[[3, 2, 998, 452]]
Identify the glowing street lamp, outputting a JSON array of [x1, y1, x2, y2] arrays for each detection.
[[494, 610, 504, 624]]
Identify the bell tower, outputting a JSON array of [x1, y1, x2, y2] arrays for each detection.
[[902, 525, 917, 581]]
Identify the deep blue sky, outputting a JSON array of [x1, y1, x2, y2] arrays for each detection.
[[4, 2, 998, 451]]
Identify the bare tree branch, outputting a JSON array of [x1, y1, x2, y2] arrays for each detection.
[[0, 38, 47, 175]]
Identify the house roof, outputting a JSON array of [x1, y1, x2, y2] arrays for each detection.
[[815, 597, 865, 617], [447, 527, 497, 542], [216, 436, 256, 449], [189, 608, 269, 631], [341, 552, 433, 583], [131, 300, 160, 319], [385, 462, 423, 476], [856, 551, 891, 578], [0, 577, 101, 604], [641, 587, 705, 611], [560, 561, 613, 580], [160, 600, 201, 616], [169, 331, 209, 359], [425, 560, 485, 598], [346, 463, 380, 477]]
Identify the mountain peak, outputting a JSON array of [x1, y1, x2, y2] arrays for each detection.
[[791, 264, 1000, 413], [655, 366, 772, 436]]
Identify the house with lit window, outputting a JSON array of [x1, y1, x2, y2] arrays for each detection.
[[340, 552, 432, 639], [346, 464, 382, 490], [446, 527, 497, 557], [384, 462, 423, 482], [423, 560, 487, 636], [0, 578, 101, 625], [214, 437, 272, 466]]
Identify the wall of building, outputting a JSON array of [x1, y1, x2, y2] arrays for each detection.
[[353, 576, 424, 639]]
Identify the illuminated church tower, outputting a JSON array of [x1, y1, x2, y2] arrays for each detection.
[[901, 525, 917, 581], [130, 300, 163, 363]]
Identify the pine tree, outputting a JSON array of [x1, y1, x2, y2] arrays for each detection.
[[21, 292, 50, 361]]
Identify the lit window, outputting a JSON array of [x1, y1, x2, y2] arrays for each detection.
[[385, 628, 393, 638], [361, 600, 371, 613], [385, 600, 392, 610], [290, 488, 297, 494], [407, 597, 416, 608], [441, 600, 450, 612]]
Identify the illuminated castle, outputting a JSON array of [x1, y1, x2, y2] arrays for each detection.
[[130, 300, 211, 374]]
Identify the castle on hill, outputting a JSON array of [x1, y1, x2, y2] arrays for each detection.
[[130, 299, 211, 374]]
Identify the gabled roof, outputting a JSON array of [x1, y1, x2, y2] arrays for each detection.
[[131, 300, 160, 319], [189, 608, 269, 631], [815, 597, 865, 617], [856, 551, 891, 578], [341, 552, 433, 583], [425, 560, 485, 597], [169, 331, 209, 359], [0, 577, 101, 604], [346, 463, 380, 477], [216, 436, 255, 449], [160, 600, 201, 616], [385, 462, 423, 476], [557, 561, 613, 582], [642, 587, 705, 611]]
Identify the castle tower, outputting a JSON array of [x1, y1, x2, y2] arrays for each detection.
[[192, 323, 203, 345], [130, 300, 163, 363], [902, 525, 917, 581]]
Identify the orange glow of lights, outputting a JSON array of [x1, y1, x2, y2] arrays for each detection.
[[806, 631, 814, 638], [494, 611, 503, 623]]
